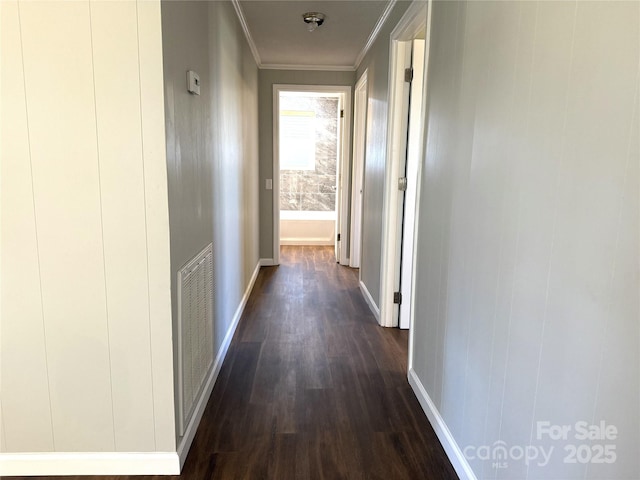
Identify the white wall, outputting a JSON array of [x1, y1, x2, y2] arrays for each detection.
[[1, 0, 176, 472], [411, 1, 639, 479], [280, 212, 336, 246], [160, 0, 260, 453]]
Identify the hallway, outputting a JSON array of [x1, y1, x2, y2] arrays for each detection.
[[183, 245, 458, 479], [178, 246, 458, 478], [8, 246, 457, 480]]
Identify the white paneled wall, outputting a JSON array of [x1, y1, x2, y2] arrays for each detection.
[[1, 0, 176, 466], [20, 0, 116, 451], [411, 1, 639, 479], [1, 1, 54, 453]]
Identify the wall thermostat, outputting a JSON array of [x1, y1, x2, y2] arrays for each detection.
[[187, 70, 200, 95]]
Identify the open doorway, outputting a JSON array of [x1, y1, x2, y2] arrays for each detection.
[[272, 85, 352, 265], [379, 1, 430, 333], [349, 71, 368, 269]]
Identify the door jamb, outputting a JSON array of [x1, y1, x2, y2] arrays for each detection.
[[398, 39, 426, 330], [379, 1, 430, 328], [349, 70, 368, 269], [272, 85, 352, 265]]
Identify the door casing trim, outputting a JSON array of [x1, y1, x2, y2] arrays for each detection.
[[379, 1, 430, 328], [272, 85, 352, 265]]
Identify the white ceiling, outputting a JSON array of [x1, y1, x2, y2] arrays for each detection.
[[236, 1, 394, 70]]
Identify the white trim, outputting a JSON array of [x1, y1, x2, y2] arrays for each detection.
[[379, 39, 410, 328], [260, 64, 355, 72], [379, 0, 428, 329], [0, 452, 180, 476], [272, 86, 281, 265], [408, 369, 478, 480], [389, 0, 428, 40], [231, 0, 261, 67], [398, 38, 425, 331], [338, 90, 353, 266], [272, 84, 352, 94], [260, 258, 276, 267], [177, 260, 261, 468], [359, 280, 380, 322], [349, 70, 368, 268], [354, 0, 398, 70]]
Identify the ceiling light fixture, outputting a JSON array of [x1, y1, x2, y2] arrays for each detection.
[[302, 12, 325, 32]]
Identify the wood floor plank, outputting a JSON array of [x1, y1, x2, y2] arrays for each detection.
[[5, 246, 458, 480]]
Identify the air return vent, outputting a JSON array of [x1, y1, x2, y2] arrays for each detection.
[[177, 243, 214, 436]]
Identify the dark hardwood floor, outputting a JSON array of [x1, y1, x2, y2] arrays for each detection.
[[8, 246, 458, 480]]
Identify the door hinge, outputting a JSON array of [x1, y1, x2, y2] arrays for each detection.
[[340, 109, 344, 118], [404, 67, 413, 83], [398, 177, 408, 191], [337, 233, 341, 242], [393, 291, 402, 304]]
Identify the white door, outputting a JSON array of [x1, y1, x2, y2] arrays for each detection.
[[390, 42, 413, 326], [335, 94, 343, 263], [350, 72, 368, 268], [398, 39, 425, 330]]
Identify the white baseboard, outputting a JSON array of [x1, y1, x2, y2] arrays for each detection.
[[0, 452, 180, 476], [260, 258, 277, 266], [408, 368, 477, 480], [0, 261, 262, 478], [177, 260, 261, 468], [359, 280, 380, 321]]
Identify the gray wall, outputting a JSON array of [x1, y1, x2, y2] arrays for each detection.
[[354, 1, 410, 307], [161, 0, 260, 442], [412, 1, 639, 479], [258, 69, 355, 259]]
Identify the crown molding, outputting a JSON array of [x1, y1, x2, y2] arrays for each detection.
[[354, 0, 398, 70], [259, 64, 356, 72], [231, 0, 262, 67]]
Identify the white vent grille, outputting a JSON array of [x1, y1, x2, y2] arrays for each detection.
[[177, 243, 214, 436]]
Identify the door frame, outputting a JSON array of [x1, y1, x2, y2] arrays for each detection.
[[398, 39, 426, 330], [349, 70, 368, 269], [378, 1, 430, 328], [272, 84, 352, 265]]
